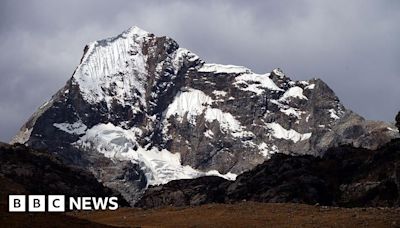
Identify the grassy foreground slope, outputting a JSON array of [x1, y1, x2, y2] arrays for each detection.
[[72, 202, 400, 228]]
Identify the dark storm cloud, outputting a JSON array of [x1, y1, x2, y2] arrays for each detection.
[[0, 0, 399, 142]]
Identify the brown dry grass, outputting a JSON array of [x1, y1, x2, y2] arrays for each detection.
[[1, 175, 399, 227], [71, 202, 400, 228]]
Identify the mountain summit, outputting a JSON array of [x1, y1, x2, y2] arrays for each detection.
[[12, 26, 398, 204]]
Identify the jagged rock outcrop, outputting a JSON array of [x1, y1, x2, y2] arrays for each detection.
[[135, 176, 228, 208], [396, 112, 400, 132], [11, 26, 399, 204], [137, 138, 400, 208]]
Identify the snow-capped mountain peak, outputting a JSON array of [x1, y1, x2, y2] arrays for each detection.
[[13, 26, 398, 204], [72, 26, 152, 110]]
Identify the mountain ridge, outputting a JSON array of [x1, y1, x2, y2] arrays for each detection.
[[136, 137, 400, 208], [11, 26, 399, 204]]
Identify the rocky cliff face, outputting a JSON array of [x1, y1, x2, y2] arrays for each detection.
[[137, 138, 400, 208], [11, 26, 398, 204]]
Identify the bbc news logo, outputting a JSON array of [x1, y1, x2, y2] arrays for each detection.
[[9, 195, 119, 212]]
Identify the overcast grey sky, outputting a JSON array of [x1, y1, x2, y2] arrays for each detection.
[[0, 0, 399, 142]]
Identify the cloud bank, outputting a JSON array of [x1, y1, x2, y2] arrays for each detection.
[[0, 0, 399, 141]]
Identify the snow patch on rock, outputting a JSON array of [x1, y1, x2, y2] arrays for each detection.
[[212, 90, 227, 97], [280, 107, 305, 119], [165, 89, 213, 124], [328, 109, 340, 120], [204, 129, 214, 138], [165, 88, 252, 138], [305, 84, 315, 90], [172, 48, 200, 74], [53, 120, 87, 135], [258, 142, 278, 158], [280, 86, 308, 101], [198, 63, 251, 74], [205, 170, 237, 181], [234, 73, 282, 95], [205, 108, 241, 132], [272, 68, 285, 77], [266, 122, 311, 143]]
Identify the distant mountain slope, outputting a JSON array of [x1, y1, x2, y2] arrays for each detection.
[[137, 138, 400, 208], [11, 26, 398, 204]]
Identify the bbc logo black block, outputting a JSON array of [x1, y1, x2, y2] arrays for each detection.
[[9, 195, 65, 212]]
